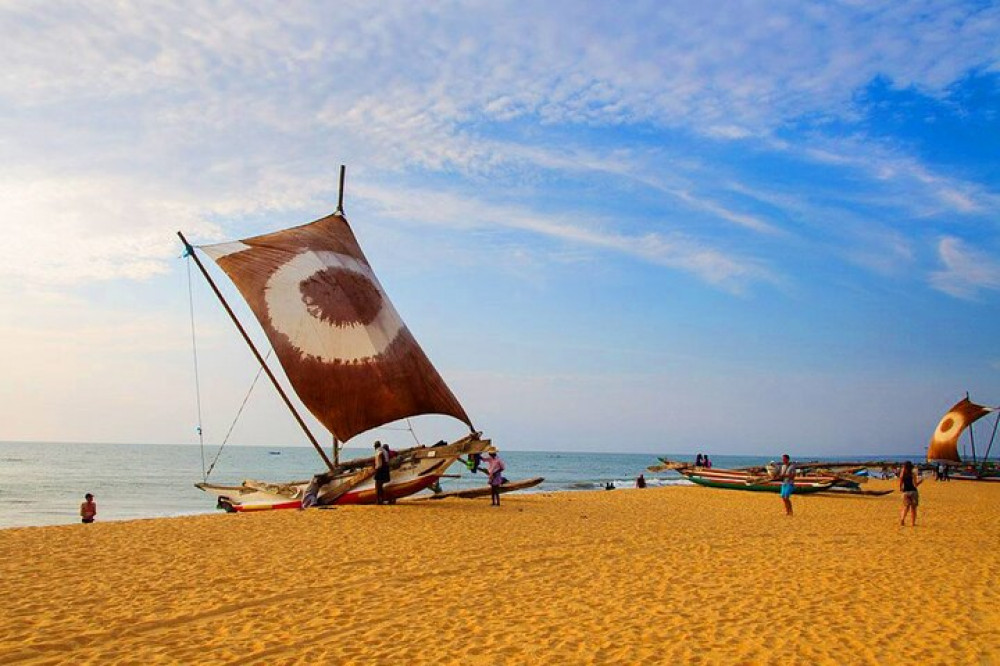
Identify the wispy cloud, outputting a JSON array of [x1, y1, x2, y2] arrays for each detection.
[[0, 1, 997, 296], [929, 236, 1000, 299], [353, 182, 774, 292]]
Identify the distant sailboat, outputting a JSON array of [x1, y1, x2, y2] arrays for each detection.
[[180, 167, 490, 511], [927, 396, 1000, 482]]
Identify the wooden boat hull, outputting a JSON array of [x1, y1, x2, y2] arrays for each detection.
[[196, 438, 490, 511], [426, 477, 545, 500], [949, 472, 1000, 483], [679, 467, 837, 494]]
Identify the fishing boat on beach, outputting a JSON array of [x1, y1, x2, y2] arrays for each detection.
[[927, 395, 1000, 482], [652, 461, 839, 494], [647, 457, 897, 495], [181, 167, 492, 511]]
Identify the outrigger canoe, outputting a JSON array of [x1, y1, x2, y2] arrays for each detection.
[[426, 477, 545, 500], [675, 466, 838, 494]]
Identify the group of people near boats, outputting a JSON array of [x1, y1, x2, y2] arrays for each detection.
[[770, 454, 924, 524], [74, 450, 927, 522], [371, 441, 507, 506]]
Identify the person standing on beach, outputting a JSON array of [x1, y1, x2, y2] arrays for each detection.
[[777, 454, 796, 516], [373, 442, 391, 505], [484, 448, 506, 506], [80, 493, 97, 524], [898, 461, 923, 526]]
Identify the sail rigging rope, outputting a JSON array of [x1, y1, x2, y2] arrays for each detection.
[[185, 256, 207, 482], [373, 419, 422, 446], [204, 352, 272, 478], [186, 250, 276, 480]]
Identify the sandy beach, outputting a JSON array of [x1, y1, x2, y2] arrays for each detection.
[[1, 479, 998, 665]]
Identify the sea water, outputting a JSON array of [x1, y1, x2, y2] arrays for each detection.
[[0, 441, 918, 529]]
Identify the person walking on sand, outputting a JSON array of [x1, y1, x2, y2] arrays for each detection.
[[373, 441, 391, 505], [484, 448, 506, 506], [899, 460, 923, 526], [777, 454, 796, 516], [80, 493, 97, 524]]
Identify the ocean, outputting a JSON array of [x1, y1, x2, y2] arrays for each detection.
[[0, 441, 919, 529]]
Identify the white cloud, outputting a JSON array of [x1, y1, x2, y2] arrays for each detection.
[[353, 181, 774, 292], [0, 1, 996, 292], [929, 236, 1000, 299]]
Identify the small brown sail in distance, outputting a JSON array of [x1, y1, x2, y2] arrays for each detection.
[[199, 213, 473, 443], [927, 397, 993, 462]]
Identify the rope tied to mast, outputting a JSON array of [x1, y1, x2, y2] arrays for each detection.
[[185, 255, 207, 482], [187, 248, 276, 479], [205, 351, 272, 478]]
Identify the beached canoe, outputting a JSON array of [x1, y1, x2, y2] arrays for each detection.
[[426, 477, 545, 500], [949, 470, 1000, 482], [678, 467, 837, 494]]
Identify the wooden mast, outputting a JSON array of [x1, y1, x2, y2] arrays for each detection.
[[336, 164, 346, 215], [981, 411, 1000, 467], [967, 391, 978, 463], [332, 163, 346, 467], [177, 230, 336, 472]]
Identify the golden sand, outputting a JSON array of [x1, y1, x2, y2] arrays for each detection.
[[1, 479, 998, 665]]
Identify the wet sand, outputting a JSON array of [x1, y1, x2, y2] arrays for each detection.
[[0, 479, 998, 664]]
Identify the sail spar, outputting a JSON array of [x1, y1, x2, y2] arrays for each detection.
[[199, 213, 473, 443], [927, 397, 993, 462]]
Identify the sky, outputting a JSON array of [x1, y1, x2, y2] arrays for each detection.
[[1, 1, 999, 458]]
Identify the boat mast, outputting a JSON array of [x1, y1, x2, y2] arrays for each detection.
[[331, 163, 347, 468], [981, 410, 1000, 467], [967, 391, 978, 463], [177, 231, 336, 472], [336, 164, 346, 215]]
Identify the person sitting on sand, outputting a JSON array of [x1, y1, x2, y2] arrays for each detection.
[[898, 460, 923, 526], [484, 448, 506, 506], [80, 493, 97, 524], [635, 474, 647, 488], [777, 454, 796, 516]]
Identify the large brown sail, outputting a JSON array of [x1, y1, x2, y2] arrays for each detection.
[[199, 213, 473, 442], [927, 397, 992, 462]]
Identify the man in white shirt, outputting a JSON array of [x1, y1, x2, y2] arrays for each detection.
[[778, 454, 796, 516]]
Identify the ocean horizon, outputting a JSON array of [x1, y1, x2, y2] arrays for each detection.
[[0, 440, 924, 529]]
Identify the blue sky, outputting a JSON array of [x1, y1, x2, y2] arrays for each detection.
[[1, 1, 998, 457]]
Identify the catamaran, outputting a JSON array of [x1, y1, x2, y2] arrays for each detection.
[[180, 167, 491, 511], [927, 395, 1000, 482]]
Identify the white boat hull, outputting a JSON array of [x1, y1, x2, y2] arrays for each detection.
[[197, 438, 489, 511]]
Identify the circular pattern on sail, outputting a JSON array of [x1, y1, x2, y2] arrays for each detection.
[[933, 411, 964, 445], [264, 251, 404, 363]]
